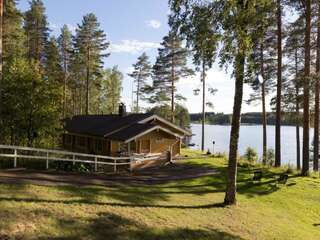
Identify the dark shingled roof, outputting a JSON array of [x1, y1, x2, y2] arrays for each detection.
[[65, 113, 153, 138], [106, 123, 156, 141]]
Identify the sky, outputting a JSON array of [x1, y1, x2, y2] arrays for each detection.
[[17, 0, 269, 114]]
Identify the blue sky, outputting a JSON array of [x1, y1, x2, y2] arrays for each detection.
[[17, 0, 264, 114]]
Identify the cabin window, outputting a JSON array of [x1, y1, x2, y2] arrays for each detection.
[[96, 140, 103, 153], [64, 134, 72, 145], [76, 136, 86, 147]]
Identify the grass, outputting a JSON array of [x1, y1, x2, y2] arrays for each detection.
[[0, 149, 319, 240]]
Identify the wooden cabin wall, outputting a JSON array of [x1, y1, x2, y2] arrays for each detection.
[[135, 130, 181, 156], [62, 134, 111, 155]]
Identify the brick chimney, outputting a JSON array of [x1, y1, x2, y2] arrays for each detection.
[[118, 103, 127, 117]]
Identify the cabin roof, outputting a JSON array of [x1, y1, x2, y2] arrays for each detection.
[[65, 113, 191, 141], [106, 123, 156, 141], [65, 113, 153, 137]]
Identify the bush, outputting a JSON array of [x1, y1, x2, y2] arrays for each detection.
[[266, 149, 275, 166], [243, 147, 258, 164]]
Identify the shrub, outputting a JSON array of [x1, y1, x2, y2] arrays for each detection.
[[266, 149, 275, 166], [243, 147, 258, 164]]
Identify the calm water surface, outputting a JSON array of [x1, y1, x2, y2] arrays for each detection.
[[190, 124, 314, 165]]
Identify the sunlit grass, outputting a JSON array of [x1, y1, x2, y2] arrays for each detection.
[[0, 149, 319, 240]]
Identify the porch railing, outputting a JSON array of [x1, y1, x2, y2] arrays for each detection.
[[0, 145, 163, 173]]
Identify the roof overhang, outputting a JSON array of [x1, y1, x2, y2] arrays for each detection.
[[138, 115, 192, 136], [124, 126, 183, 143]]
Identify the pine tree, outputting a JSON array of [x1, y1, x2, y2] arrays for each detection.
[[24, 0, 49, 64], [128, 52, 152, 113], [152, 31, 194, 122], [170, 3, 219, 152], [3, 0, 25, 64], [314, 1, 320, 172], [73, 13, 109, 115], [247, 3, 277, 165], [275, 0, 283, 167], [302, 0, 311, 176], [58, 25, 73, 118], [284, 16, 305, 170], [45, 37, 63, 83], [170, 0, 272, 204], [0, 0, 3, 76]]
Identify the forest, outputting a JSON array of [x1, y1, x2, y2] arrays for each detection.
[[190, 112, 304, 126], [0, 0, 192, 149]]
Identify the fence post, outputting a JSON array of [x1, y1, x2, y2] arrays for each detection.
[[94, 157, 97, 172], [73, 155, 75, 165], [13, 149, 17, 168], [46, 152, 49, 170], [114, 159, 116, 173]]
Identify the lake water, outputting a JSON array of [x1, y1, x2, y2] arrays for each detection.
[[190, 124, 314, 166]]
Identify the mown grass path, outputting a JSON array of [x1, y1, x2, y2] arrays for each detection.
[[0, 149, 319, 240]]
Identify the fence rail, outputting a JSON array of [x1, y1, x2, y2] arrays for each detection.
[[0, 145, 163, 173]]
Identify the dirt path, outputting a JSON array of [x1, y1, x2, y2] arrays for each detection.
[[0, 162, 217, 187]]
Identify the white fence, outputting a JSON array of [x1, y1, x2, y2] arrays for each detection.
[[0, 145, 162, 173]]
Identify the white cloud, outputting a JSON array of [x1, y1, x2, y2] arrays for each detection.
[[109, 40, 160, 54], [146, 19, 161, 29]]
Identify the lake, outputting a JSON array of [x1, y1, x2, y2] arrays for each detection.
[[190, 124, 314, 166]]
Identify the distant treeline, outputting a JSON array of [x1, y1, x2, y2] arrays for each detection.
[[190, 112, 303, 126]]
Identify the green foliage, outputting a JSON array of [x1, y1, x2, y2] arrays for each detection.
[[1, 58, 61, 146], [266, 149, 275, 166], [128, 52, 152, 112], [3, 0, 25, 64], [243, 147, 258, 164], [73, 13, 110, 114], [24, 0, 49, 63], [93, 66, 123, 114], [148, 104, 190, 129], [150, 31, 194, 111]]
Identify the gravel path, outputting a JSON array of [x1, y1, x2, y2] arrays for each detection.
[[0, 162, 218, 187]]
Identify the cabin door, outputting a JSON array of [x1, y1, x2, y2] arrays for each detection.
[[140, 139, 150, 153]]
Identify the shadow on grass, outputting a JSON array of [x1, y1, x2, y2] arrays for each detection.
[[0, 159, 300, 208], [0, 196, 225, 209], [43, 212, 244, 240]]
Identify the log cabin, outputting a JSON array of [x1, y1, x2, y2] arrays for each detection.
[[62, 105, 192, 162]]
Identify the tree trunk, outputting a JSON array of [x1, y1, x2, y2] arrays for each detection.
[[303, 0, 311, 176], [295, 49, 301, 170], [136, 70, 141, 113], [201, 60, 206, 152], [63, 44, 68, 118], [171, 55, 175, 123], [0, 0, 3, 78], [224, 51, 245, 206], [85, 47, 90, 115], [314, 0, 320, 172], [260, 43, 267, 165], [275, 0, 282, 167]]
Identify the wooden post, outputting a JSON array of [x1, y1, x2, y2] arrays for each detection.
[[72, 154, 75, 165], [94, 156, 97, 172], [114, 159, 116, 173], [46, 152, 49, 170], [13, 149, 17, 168]]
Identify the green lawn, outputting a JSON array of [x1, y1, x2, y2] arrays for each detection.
[[0, 149, 319, 240]]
